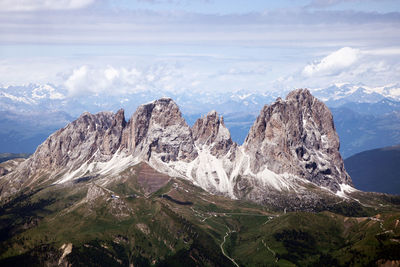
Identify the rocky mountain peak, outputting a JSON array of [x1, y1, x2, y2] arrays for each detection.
[[286, 88, 314, 102], [192, 110, 233, 157], [0, 89, 355, 205], [0, 111, 122, 198], [121, 98, 197, 162], [113, 108, 126, 127], [31, 111, 116, 169], [244, 88, 351, 191]]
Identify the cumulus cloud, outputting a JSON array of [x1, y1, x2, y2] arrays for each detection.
[[63, 64, 202, 97], [0, 0, 95, 12], [302, 47, 361, 77], [272, 46, 400, 89], [64, 65, 142, 96]]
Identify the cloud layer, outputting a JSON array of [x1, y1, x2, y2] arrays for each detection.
[[0, 0, 95, 11], [0, 1, 399, 96]]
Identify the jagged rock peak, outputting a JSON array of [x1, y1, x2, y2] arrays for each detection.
[[30, 110, 121, 170], [192, 110, 233, 156], [286, 88, 313, 101], [0, 92, 357, 206], [121, 97, 197, 162], [192, 110, 225, 144], [244, 88, 352, 192], [113, 108, 126, 127]]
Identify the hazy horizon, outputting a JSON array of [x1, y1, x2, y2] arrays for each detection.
[[1, 0, 399, 99]]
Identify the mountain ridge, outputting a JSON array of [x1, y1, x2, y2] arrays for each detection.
[[345, 144, 400, 195], [2, 83, 400, 158], [0, 89, 354, 210], [1, 89, 400, 266]]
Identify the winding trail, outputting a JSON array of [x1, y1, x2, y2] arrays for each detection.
[[369, 217, 385, 231], [188, 205, 276, 266], [262, 239, 278, 263], [220, 226, 240, 267]]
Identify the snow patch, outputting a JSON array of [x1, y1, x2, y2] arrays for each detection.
[[232, 147, 294, 191], [390, 88, 400, 97], [336, 183, 357, 198], [237, 93, 252, 100], [58, 243, 72, 265], [149, 145, 236, 198], [1, 92, 35, 105], [191, 146, 235, 197], [54, 150, 139, 184]]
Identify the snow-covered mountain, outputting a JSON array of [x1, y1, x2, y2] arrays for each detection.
[[311, 83, 400, 107], [1, 82, 399, 116], [0, 89, 354, 210]]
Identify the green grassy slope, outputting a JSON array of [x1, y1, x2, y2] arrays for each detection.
[[0, 163, 400, 266]]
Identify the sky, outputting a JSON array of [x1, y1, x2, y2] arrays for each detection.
[[0, 0, 399, 97]]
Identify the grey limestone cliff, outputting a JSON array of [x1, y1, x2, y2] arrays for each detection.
[[0, 90, 353, 205], [244, 89, 351, 191]]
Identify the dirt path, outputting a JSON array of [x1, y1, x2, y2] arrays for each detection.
[[220, 226, 240, 267], [262, 239, 278, 262]]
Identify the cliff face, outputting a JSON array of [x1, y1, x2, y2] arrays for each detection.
[[191, 110, 234, 157], [0, 89, 353, 207], [244, 89, 351, 191], [31, 111, 116, 169], [121, 97, 197, 162]]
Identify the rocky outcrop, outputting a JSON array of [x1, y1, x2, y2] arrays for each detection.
[[28, 111, 117, 172], [121, 98, 197, 162], [192, 110, 234, 157], [0, 167, 8, 176], [101, 109, 126, 157], [0, 112, 121, 199], [0, 89, 354, 205], [243, 89, 351, 191]]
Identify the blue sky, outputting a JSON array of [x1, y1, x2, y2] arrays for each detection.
[[0, 0, 399, 96]]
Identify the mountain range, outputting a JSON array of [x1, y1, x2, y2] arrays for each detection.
[[0, 89, 352, 209], [1, 89, 399, 266], [1, 83, 400, 158]]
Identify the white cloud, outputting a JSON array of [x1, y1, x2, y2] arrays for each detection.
[[104, 67, 119, 81], [271, 45, 400, 91], [302, 47, 361, 77], [65, 65, 142, 96], [63, 64, 201, 97], [64, 65, 89, 96], [0, 0, 95, 12]]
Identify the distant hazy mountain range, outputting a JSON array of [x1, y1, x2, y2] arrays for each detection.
[[345, 144, 400, 195], [1, 83, 400, 158], [0, 153, 30, 164]]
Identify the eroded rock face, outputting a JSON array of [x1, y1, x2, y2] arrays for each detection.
[[243, 89, 351, 191], [9, 98, 197, 181], [29, 111, 117, 171], [1, 90, 353, 205], [121, 98, 197, 162], [101, 109, 126, 157], [0, 111, 121, 200], [0, 167, 8, 176], [192, 110, 233, 157]]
